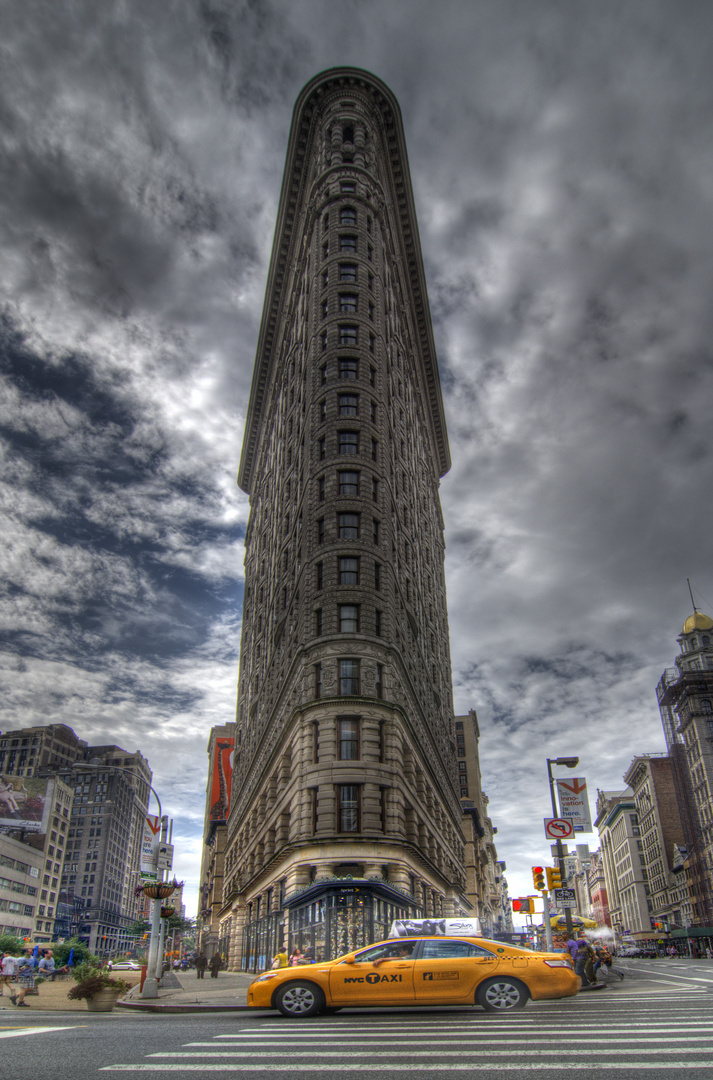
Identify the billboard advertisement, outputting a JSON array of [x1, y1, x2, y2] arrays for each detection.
[[140, 814, 161, 876], [0, 775, 52, 833], [209, 738, 234, 825], [556, 777, 592, 832]]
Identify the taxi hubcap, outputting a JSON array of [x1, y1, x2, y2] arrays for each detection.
[[484, 981, 521, 1009], [282, 986, 316, 1014]]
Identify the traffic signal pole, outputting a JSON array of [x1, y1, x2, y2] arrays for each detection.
[[542, 890, 553, 951]]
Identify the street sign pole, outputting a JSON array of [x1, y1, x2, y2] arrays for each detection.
[[547, 760, 575, 939], [542, 889, 553, 951]]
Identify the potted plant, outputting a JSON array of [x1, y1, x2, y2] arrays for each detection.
[[67, 962, 131, 1012]]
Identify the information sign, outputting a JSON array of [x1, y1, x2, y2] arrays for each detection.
[[554, 888, 576, 909], [556, 777, 592, 832]]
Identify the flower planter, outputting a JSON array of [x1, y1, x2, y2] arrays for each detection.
[[142, 882, 177, 901], [85, 988, 124, 1012]]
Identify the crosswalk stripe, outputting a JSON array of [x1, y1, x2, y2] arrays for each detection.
[[98, 1062, 713, 1071], [149, 1045, 713, 1057], [0, 1026, 79, 1039]]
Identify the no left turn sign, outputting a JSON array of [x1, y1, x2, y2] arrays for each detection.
[[544, 817, 574, 840]]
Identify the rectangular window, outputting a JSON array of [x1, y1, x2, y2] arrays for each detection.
[[339, 358, 358, 380], [339, 604, 359, 633], [338, 471, 359, 496], [375, 610, 382, 636], [338, 785, 360, 832], [381, 786, 387, 831], [323, 241, 329, 260], [370, 400, 377, 423], [372, 518, 380, 545], [370, 365, 376, 387], [322, 298, 329, 318], [339, 235, 357, 252], [316, 561, 323, 590], [311, 788, 319, 833], [320, 399, 327, 421], [371, 477, 379, 501], [339, 325, 358, 347], [374, 561, 381, 590], [368, 332, 375, 353], [368, 302, 374, 321], [318, 476, 325, 501], [338, 430, 359, 455], [321, 364, 328, 384], [341, 181, 356, 193], [317, 518, 325, 543], [319, 436, 326, 459], [315, 609, 323, 636], [339, 557, 359, 585], [338, 513, 360, 539], [321, 330, 328, 351], [339, 659, 360, 696], [338, 719, 360, 760], [339, 394, 358, 416], [322, 268, 329, 288], [339, 294, 358, 313], [339, 263, 357, 282], [371, 438, 378, 462], [340, 207, 357, 225]]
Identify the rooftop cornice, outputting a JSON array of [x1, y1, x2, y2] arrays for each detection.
[[239, 67, 450, 493]]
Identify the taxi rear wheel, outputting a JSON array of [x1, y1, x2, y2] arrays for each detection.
[[477, 977, 529, 1012], [274, 980, 325, 1018]]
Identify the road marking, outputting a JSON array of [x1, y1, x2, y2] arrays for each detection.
[[0, 1026, 79, 1039], [98, 1063, 713, 1071], [152, 1045, 713, 1057]]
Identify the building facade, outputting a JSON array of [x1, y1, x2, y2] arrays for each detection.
[[0, 724, 151, 954], [595, 789, 651, 941], [197, 725, 233, 959], [221, 68, 472, 970], [656, 607, 713, 927], [622, 754, 690, 934], [456, 711, 511, 936]]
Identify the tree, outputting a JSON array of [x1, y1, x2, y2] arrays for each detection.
[[52, 937, 94, 967], [0, 932, 24, 956]]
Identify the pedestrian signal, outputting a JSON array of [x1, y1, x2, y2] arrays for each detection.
[[512, 897, 534, 914], [546, 866, 562, 890], [532, 866, 546, 891]]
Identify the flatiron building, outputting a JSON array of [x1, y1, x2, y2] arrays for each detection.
[[222, 68, 469, 968]]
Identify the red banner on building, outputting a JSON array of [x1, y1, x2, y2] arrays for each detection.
[[209, 738, 234, 824]]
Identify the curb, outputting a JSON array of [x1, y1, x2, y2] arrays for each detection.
[[116, 1000, 264, 1014]]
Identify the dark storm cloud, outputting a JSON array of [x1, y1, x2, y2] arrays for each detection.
[[1, 0, 712, 907]]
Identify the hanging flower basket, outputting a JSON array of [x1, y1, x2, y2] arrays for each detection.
[[160, 906, 176, 918], [142, 882, 177, 901]]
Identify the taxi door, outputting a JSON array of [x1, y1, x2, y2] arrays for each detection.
[[329, 943, 416, 1005], [413, 939, 499, 1003]]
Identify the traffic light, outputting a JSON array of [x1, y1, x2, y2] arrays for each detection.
[[532, 866, 546, 891], [546, 866, 562, 890], [512, 898, 534, 914]]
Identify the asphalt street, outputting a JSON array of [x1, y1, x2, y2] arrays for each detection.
[[1, 959, 712, 1080]]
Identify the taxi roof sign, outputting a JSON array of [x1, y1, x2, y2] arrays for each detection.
[[389, 918, 482, 938]]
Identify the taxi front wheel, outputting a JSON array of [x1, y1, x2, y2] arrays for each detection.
[[477, 977, 529, 1012], [275, 980, 325, 1018]]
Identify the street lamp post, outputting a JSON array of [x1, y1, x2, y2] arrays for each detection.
[[71, 760, 166, 999], [547, 756, 579, 940]]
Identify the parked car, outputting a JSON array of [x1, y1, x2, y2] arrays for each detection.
[[109, 960, 141, 971]]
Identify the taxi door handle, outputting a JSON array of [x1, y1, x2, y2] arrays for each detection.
[[394, 963, 410, 968]]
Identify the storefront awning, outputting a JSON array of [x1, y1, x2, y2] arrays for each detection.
[[283, 878, 416, 910]]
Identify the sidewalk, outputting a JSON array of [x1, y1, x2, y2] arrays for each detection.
[[117, 969, 264, 1013]]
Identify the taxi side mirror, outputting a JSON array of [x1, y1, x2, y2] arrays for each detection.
[[342, 954, 356, 964]]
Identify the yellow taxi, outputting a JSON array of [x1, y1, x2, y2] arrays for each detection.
[[247, 936, 579, 1017]]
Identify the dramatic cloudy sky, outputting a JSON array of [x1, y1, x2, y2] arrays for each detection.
[[2, 1, 712, 919]]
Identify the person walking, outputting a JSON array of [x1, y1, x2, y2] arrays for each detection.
[[12, 950, 35, 1007], [195, 952, 207, 979], [38, 951, 55, 980], [209, 952, 222, 979], [568, 931, 592, 987], [1, 951, 17, 998]]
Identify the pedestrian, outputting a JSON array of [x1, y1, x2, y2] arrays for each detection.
[[1, 951, 17, 997], [272, 946, 288, 969], [706, 947, 713, 960], [303, 947, 315, 964], [568, 931, 592, 987], [195, 952, 207, 979], [289, 946, 303, 966], [209, 952, 222, 979], [38, 951, 55, 980], [12, 950, 35, 1007]]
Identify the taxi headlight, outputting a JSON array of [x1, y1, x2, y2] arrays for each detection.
[[255, 972, 281, 982]]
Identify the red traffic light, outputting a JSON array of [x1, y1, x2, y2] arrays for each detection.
[[532, 866, 544, 873], [512, 899, 523, 912]]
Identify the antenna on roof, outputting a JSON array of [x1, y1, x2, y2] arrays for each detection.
[[687, 578, 700, 613]]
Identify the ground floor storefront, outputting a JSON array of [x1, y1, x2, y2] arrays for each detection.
[[240, 879, 422, 972]]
